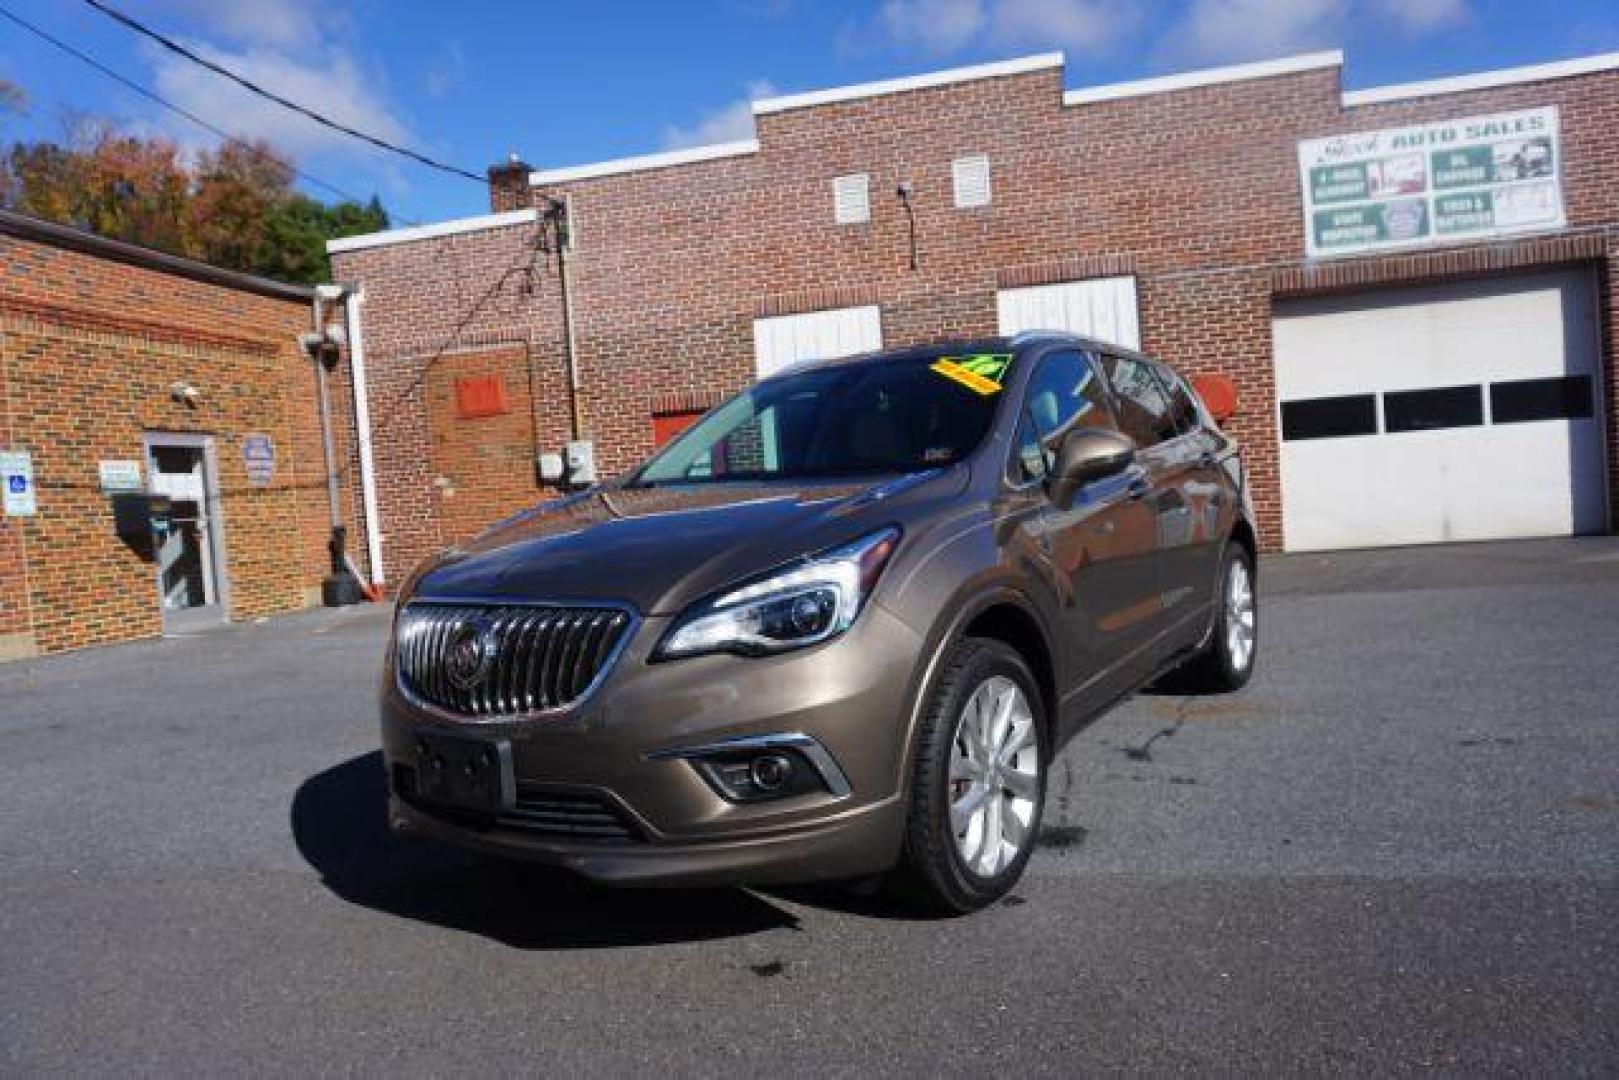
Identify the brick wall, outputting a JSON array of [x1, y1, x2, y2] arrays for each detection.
[[335, 58, 1619, 561], [0, 224, 368, 656]]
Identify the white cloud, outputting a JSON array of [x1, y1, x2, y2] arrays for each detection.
[[877, 0, 987, 54], [661, 80, 777, 150], [991, 0, 1142, 54], [871, 0, 1139, 57], [140, 0, 330, 49], [425, 42, 465, 99], [1162, 0, 1472, 64], [1166, 0, 1344, 64], [147, 40, 418, 165], [1368, 0, 1470, 35]]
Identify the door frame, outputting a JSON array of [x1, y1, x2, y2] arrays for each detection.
[[143, 431, 231, 632]]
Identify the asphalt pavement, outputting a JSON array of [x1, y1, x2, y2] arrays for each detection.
[[2, 537, 1616, 1074]]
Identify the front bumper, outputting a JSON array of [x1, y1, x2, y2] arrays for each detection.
[[379, 603, 925, 886]]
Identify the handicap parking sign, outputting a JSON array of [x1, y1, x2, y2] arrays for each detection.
[[1, 450, 36, 516]]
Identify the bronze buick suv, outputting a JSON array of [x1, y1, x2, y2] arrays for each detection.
[[381, 333, 1258, 912]]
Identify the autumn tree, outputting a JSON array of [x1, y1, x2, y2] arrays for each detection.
[[2, 108, 389, 284]]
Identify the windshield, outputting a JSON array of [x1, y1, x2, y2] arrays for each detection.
[[633, 351, 1013, 485]]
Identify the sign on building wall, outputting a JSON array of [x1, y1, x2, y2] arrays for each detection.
[[1299, 106, 1564, 259], [242, 434, 276, 487], [2, 450, 37, 516], [98, 460, 143, 493]]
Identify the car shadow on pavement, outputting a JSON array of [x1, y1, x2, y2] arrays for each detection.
[[291, 752, 801, 949]]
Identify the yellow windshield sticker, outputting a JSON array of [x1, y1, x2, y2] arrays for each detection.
[[932, 353, 1011, 396]]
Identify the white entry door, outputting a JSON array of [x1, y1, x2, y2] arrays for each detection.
[[1273, 269, 1606, 551], [996, 275, 1141, 350], [752, 305, 883, 380]]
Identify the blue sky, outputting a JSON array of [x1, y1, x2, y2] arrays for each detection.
[[3, 0, 1618, 226]]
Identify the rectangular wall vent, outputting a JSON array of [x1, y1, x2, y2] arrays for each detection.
[[953, 154, 992, 208], [833, 173, 871, 225]]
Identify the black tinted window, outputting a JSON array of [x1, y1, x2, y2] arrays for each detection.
[[1281, 395, 1378, 441], [1102, 354, 1179, 447], [1490, 376, 1593, 424], [1155, 364, 1201, 433], [1011, 350, 1112, 483], [1384, 385, 1483, 433], [636, 352, 1012, 484]]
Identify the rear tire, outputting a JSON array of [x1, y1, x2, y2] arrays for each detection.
[[1170, 543, 1257, 694], [891, 637, 1048, 914]]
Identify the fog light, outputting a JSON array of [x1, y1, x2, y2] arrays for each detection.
[[692, 748, 824, 803], [749, 753, 793, 791]]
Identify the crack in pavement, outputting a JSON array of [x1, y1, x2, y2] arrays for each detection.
[[1122, 696, 1195, 762]]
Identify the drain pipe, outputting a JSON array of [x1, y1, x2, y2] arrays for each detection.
[[548, 196, 585, 441], [339, 288, 386, 592], [304, 285, 360, 606]]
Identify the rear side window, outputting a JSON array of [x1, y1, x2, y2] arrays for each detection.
[[1154, 363, 1202, 434], [1101, 353, 1179, 447], [1010, 350, 1113, 484]]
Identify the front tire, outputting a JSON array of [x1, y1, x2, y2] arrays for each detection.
[[893, 637, 1048, 914]]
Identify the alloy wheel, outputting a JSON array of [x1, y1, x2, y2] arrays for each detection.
[[947, 675, 1040, 878], [1226, 557, 1256, 674]]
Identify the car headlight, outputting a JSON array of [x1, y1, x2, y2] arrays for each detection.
[[654, 528, 900, 660]]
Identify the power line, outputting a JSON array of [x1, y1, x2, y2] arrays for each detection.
[[82, 0, 486, 184], [0, 3, 413, 222]]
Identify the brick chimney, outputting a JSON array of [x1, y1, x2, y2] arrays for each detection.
[[487, 153, 533, 213]]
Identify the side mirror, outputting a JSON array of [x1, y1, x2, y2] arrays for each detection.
[[1191, 374, 1239, 425], [1049, 428, 1136, 509]]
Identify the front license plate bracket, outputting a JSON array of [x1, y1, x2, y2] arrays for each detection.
[[413, 733, 515, 815]]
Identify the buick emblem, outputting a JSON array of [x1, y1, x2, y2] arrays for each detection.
[[444, 617, 495, 691]]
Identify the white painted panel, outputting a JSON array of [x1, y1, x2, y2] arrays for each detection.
[[996, 276, 1141, 350], [1274, 269, 1606, 551], [832, 173, 870, 225], [752, 305, 883, 380], [952, 154, 991, 208]]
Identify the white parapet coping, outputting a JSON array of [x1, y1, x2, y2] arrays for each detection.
[[753, 52, 1064, 115], [1342, 50, 1619, 106], [529, 139, 760, 186], [326, 207, 538, 255], [1063, 51, 1343, 105]]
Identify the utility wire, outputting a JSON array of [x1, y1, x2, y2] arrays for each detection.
[[82, 0, 486, 184], [0, 3, 416, 222]]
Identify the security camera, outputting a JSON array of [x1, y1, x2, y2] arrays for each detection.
[[897, 182, 915, 199], [169, 381, 202, 406]]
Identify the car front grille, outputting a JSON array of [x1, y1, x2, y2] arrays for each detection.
[[395, 602, 633, 718]]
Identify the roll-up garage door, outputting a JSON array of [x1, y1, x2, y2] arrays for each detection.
[[1273, 269, 1607, 551]]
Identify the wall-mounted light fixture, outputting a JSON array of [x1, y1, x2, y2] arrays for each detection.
[[168, 380, 202, 407]]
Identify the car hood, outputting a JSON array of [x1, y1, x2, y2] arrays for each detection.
[[410, 468, 965, 616]]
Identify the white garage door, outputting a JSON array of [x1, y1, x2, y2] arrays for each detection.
[[996, 276, 1140, 350], [752, 305, 882, 380], [1274, 269, 1607, 552]]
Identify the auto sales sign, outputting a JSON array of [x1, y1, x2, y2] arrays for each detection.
[[1298, 106, 1564, 258]]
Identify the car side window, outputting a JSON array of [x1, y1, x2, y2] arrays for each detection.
[[1010, 350, 1114, 485], [1154, 363, 1202, 434], [1101, 353, 1180, 447]]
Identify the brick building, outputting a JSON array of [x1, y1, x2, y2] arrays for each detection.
[[329, 48, 1619, 582], [0, 210, 373, 658]]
